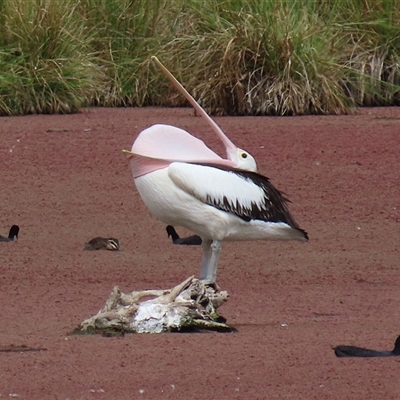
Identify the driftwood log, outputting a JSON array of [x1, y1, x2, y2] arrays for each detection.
[[75, 276, 232, 334]]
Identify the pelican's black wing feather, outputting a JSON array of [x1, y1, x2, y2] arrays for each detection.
[[199, 164, 307, 237]]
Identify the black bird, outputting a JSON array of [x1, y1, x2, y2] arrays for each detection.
[[333, 335, 400, 357], [84, 237, 120, 251], [0, 225, 19, 242], [166, 225, 202, 245]]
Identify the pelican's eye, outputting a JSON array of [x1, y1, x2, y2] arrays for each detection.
[[240, 152, 248, 159]]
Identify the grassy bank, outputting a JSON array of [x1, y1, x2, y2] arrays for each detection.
[[0, 0, 399, 116]]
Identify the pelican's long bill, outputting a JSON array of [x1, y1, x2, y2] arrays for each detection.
[[122, 149, 134, 158], [150, 56, 257, 172], [124, 131, 237, 178]]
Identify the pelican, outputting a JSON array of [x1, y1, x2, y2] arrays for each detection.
[[124, 57, 308, 283]]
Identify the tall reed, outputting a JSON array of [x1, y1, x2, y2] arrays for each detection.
[[0, 0, 105, 115], [0, 0, 399, 115], [78, 0, 166, 106]]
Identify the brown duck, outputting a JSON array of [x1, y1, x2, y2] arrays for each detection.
[[84, 237, 120, 251]]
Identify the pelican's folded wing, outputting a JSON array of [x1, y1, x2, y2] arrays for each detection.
[[167, 162, 299, 226]]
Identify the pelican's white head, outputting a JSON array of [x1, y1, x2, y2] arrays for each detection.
[[218, 127, 257, 171], [227, 147, 257, 172]]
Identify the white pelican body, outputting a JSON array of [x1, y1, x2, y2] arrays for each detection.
[[125, 57, 307, 283], [134, 162, 306, 243]]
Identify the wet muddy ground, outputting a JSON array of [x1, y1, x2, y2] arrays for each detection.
[[0, 107, 399, 399]]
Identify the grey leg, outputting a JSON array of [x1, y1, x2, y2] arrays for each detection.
[[199, 239, 212, 281], [199, 239, 222, 284]]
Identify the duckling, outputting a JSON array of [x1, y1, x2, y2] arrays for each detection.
[[166, 225, 202, 245], [84, 237, 120, 251], [0, 225, 19, 242]]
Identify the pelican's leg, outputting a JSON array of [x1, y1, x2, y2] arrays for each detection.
[[199, 239, 212, 281], [199, 239, 222, 284]]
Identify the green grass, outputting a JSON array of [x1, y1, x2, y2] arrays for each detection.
[[78, 0, 166, 106], [0, 0, 105, 114], [0, 0, 399, 115]]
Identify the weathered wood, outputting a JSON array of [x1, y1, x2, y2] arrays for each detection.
[[75, 277, 232, 334]]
